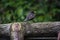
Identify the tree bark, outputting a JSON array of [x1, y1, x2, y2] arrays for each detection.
[[0, 23, 11, 35], [0, 22, 60, 35], [23, 22, 60, 34]]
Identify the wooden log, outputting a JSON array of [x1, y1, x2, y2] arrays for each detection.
[[26, 37, 57, 40], [0, 23, 11, 35], [0, 22, 60, 35], [23, 22, 60, 34]]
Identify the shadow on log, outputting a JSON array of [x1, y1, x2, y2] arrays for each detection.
[[0, 34, 10, 40]]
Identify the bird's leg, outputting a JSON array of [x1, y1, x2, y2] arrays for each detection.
[[57, 31, 60, 40]]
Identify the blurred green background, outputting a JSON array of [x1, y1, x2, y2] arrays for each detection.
[[0, 0, 60, 24]]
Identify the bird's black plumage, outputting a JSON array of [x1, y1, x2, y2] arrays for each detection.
[[24, 11, 35, 21]]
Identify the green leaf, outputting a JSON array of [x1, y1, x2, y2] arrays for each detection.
[[5, 11, 11, 21], [16, 7, 23, 17]]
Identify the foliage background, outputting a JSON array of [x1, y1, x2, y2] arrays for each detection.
[[0, 0, 60, 24]]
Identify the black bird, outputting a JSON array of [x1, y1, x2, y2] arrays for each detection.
[[24, 11, 35, 21]]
